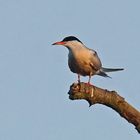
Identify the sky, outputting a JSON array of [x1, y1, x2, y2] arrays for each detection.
[[0, 0, 140, 139]]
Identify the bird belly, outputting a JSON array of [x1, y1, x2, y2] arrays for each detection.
[[68, 57, 96, 76]]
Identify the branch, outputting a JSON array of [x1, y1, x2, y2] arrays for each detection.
[[68, 82, 140, 133]]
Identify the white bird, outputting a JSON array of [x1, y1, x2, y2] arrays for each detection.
[[52, 36, 124, 84]]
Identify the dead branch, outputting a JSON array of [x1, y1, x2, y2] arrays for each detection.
[[68, 82, 140, 133]]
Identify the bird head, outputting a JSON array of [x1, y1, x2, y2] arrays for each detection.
[[52, 36, 83, 49]]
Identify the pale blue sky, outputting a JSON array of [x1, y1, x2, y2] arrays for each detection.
[[0, 0, 140, 139]]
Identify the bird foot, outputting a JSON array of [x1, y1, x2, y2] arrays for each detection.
[[86, 82, 93, 86], [78, 82, 93, 94], [78, 80, 81, 84], [73, 82, 94, 95]]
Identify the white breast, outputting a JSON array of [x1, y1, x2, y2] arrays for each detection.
[[68, 47, 102, 76]]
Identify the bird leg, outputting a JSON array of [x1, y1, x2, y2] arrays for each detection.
[[87, 74, 92, 85], [78, 74, 80, 83]]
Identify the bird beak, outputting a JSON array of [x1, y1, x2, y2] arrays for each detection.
[[52, 41, 66, 45]]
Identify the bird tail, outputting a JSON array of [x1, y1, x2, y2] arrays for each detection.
[[97, 70, 111, 78], [101, 67, 124, 72], [97, 67, 124, 78]]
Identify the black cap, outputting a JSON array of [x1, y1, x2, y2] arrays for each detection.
[[62, 36, 83, 43]]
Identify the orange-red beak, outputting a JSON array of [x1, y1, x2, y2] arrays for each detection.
[[52, 41, 66, 45]]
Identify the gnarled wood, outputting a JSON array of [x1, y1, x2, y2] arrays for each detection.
[[68, 82, 140, 133]]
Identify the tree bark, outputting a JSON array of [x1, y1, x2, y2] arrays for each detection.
[[68, 82, 140, 133]]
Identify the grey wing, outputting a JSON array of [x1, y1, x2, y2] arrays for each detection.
[[89, 49, 102, 71]]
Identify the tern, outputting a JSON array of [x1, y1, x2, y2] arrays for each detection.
[[52, 36, 124, 84]]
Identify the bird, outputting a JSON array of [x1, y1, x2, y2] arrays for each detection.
[[52, 36, 124, 84]]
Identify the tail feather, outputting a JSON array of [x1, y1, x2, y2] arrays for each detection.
[[97, 67, 124, 78], [97, 71, 111, 78], [101, 67, 124, 72]]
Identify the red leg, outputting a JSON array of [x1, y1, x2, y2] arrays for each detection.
[[84, 75, 93, 94], [87, 74, 93, 85], [78, 74, 80, 83]]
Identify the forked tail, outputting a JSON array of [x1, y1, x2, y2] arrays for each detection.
[[101, 67, 124, 72], [97, 67, 124, 78]]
